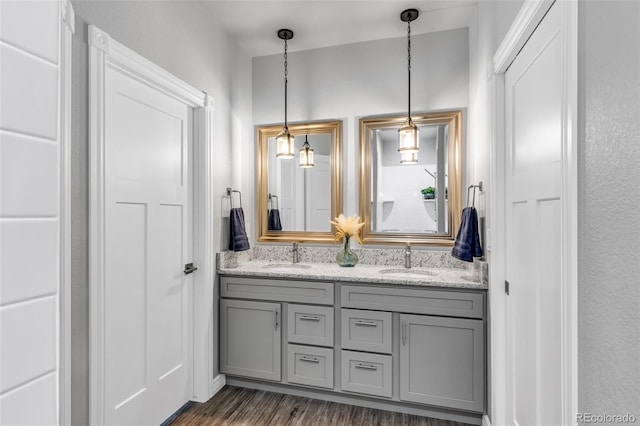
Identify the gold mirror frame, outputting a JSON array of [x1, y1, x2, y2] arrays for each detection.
[[256, 120, 342, 243], [359, 111, 462, 245]]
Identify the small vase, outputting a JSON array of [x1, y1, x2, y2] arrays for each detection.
[[336, 236, 358, 267]]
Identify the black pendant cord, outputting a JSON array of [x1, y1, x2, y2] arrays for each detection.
[[284, 38, 288, 128], [407, 19, 412, 119]]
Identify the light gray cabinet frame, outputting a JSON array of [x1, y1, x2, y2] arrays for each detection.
[[399, 314, 484, 412], [220, 299, 281, 381]]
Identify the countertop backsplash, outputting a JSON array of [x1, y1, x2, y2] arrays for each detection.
[[219, 245, 484, 271]]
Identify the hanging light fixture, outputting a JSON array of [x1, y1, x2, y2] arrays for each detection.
[[400, 151, 418, 164], [398, 9, 420, 156], [299, 134, 314, 168], [276, 29, 295, 158]]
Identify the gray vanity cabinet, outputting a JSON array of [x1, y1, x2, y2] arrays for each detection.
[[399, 314, 484, 412], [220, 299, 281, 381], [219, 274, 486, 423]]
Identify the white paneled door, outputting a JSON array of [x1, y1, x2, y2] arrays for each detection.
[[103, 64, 193, 425], [305, 155, 330, 231], [504, 2, 562, 425]]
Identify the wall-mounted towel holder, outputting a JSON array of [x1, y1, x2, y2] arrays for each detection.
[[226, 187, 242, 209], [467, 181, 483, 208]]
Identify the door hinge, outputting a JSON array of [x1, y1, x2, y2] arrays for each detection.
[[184, 263, 198, 274], [505, 280, 510, 295]]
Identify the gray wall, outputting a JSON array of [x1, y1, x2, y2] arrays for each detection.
[[578, 0, 640, 416], [252, 28, 469, 229], [70, 1, 252, 424]]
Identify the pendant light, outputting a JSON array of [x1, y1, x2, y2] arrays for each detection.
[[299, 135, 314, 168], [398, 9, 420, 155], [276, 29, 295, 158]]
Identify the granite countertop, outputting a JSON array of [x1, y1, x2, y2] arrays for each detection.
[[217, 260, 486, 290]]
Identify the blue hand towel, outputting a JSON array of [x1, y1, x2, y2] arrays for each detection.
[[268, 209, 283, 231], [451, 207, 483, 262], [229, 207, 250, 252]]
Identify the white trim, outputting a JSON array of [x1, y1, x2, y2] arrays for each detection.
[[210, 374, 226, 397], [59, 1, 75, 425], [488, 71, 507, 426], [89, 24, 107, 426], [559, 0, 579, 424], [488, 1, 578, 425], [191, 95, 216, 402], [88, 26, 205, 108], [88, 25, 211, 424], [493, 0, 554, 74], [482, 414, 492, 426]]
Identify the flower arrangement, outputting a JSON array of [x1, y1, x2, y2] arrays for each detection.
[[330, 214, 364, 267], [330, 214, 364, 244]]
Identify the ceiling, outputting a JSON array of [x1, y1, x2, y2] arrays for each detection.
[[197, 1, 477, 57]]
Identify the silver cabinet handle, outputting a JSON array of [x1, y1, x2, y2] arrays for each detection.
[[299, 356, 320, 363], [354, 320, 377, 327], [299, 315, 320, 321], [355, 363, 378, 371], [402, 321, 406, 346], [275, 309, 279, 331]]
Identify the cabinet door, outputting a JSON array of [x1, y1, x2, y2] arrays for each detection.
[[400, 314, 484, 412], [220, 299, 281, 381]]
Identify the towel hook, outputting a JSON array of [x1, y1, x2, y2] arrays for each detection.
[[226, 187, 242, 209], [466, 181, 484, 208]]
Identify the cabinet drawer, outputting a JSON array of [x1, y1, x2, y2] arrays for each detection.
[[341, 309, 392, 354], [341, 285, 484, 319], [288, 304, 334, 347], [341, 350, 392, 398], [287, 344, 334, 389], [220, 276, 334, 305]]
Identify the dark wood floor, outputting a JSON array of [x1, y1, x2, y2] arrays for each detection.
[[168, 386, 473, 426]]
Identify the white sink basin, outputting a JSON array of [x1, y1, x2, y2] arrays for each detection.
[[262, 263, 312, 270], [379, 268, 436, 277]]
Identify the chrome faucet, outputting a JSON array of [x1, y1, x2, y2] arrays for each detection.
[[404, 244, 411, 269], [292, 242, 300, 264]]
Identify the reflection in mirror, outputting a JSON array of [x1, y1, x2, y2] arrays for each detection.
[[359, 111, 462, 245], [267, 133, 331, 232], [257, 120, 342, 243]]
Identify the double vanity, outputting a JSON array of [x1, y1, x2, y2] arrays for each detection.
[[218, 253, 487, 425]]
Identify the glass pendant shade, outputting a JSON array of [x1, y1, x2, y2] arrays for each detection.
[[399, 151, 418, 164], [299, 137, 314, 168], [398, 117, 419, 153], [276, 127, 295, 158]]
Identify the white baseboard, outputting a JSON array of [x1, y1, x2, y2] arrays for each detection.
[[190, 374, 225, 403], [211, 374, 226, 395], [482, 414, 492, 426]]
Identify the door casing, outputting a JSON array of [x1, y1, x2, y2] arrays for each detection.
[[88, 24, 216, 425], [488, 1, 578, 425]]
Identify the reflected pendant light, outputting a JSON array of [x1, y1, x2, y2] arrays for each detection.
[[299, 134, 314, 168], [276, 29, 295, 158], [398, 9, 420, 155], [400, 151, 418, 164]]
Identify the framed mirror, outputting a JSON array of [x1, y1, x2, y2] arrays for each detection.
[[256, 120, 342, 242], [359, 111, 462, 245]]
